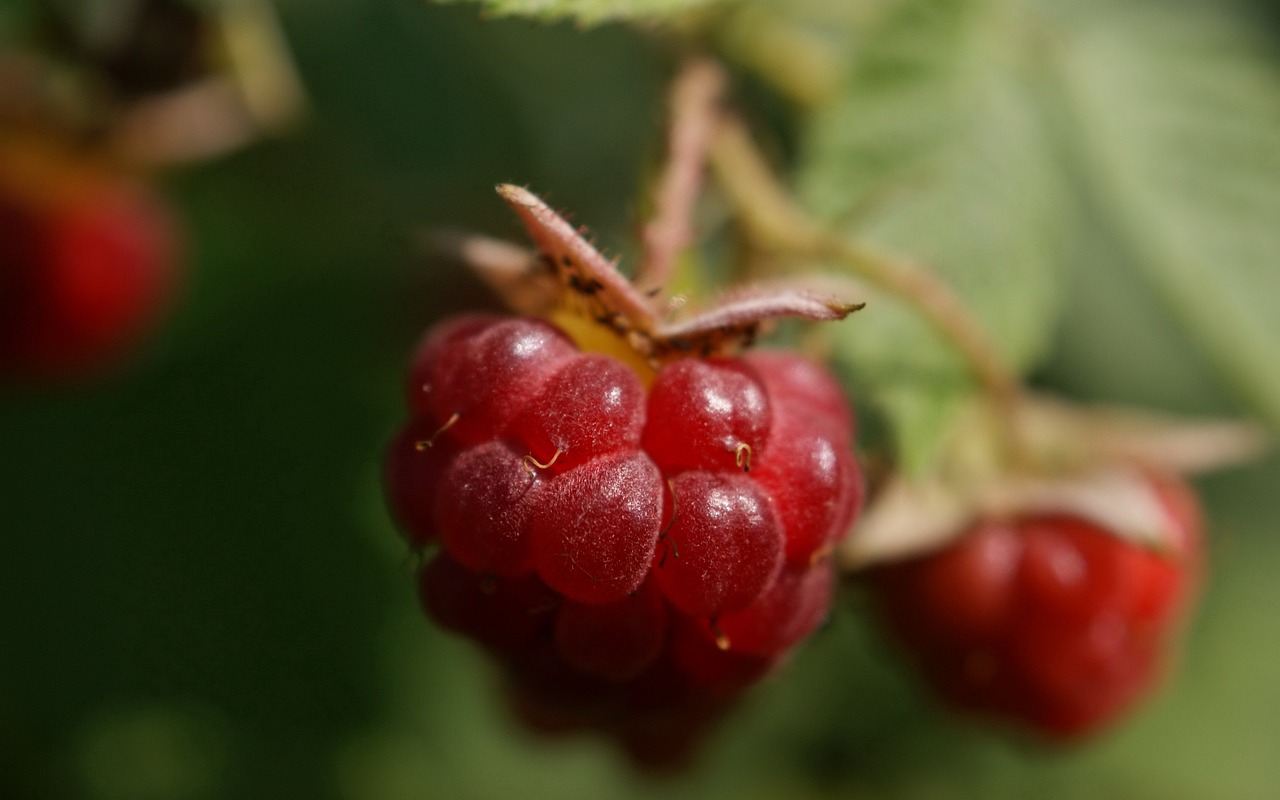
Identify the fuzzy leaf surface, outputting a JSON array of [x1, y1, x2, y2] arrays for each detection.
[[1049, 0, 1280, 433], [796, 0, 1066, 473]]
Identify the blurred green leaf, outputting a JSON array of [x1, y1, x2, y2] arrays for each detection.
[[711, 0, 877, 107], [0, 0, 36, 37], [428, 0, 719, 25], [1050, 0, 1280, 433], [796, 0, 1067, 472]]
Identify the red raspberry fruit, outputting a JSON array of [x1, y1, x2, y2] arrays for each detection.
[[385, 314, 864, 767], [865, 471, 1201, 738], [0, 135, 179, 381]]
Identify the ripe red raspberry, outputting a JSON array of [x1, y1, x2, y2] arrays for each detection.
[[385, 312, 863, 767], [0, 134, 179, 381], [865, 470, 1201, 738]]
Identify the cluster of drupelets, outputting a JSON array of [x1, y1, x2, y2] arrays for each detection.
[[867, 473, 1201, 739], [385, 313, 863, 767]]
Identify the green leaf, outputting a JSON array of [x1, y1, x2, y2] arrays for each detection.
[[796, 0, 1067, 473], [1049, 0, 1280, 434], [712, 0, 880, 107], [428, 0, 720, 25]]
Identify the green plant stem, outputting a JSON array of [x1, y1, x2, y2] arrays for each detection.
[[708, 118, 1024, 412]]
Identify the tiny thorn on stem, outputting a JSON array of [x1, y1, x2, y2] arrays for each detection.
[[521, 448, 564, 477], [735, 442, 753, 472], [415, 412, 460, 450]]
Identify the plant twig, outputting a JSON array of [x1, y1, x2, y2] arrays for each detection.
[[109, 0, 306, 167], [636, 57, 726, 296], [708, 117, 1023, 410]]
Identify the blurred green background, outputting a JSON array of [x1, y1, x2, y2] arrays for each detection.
[[3, 1, 1280, 798]]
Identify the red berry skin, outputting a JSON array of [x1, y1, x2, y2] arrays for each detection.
[[710, 564, 836, 657], [652, 470, 784, 618], [505, 641, 625, 728], [642, 358, 771, 474], [418, 552, 558, 658], [744, 350, 853, 439], [509, 354, 645, 472], [754, 403, 864, 568], [745, 349, 863, 567], [428, 318, 576, 443], [554, 579, 668, 682], [614, 693, 726, 774], [386, 315, 865, 768], [867, 473, 1201, 739], [435, 440, 541, 577], [530, 450, 664, 604], [0, 137, 178, 380], [404, 314, 503, 417], [382, 418, 461, 546], [670, 615, 775, 692]]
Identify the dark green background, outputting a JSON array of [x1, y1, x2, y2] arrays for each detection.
[[2, 2, 1278, 798]]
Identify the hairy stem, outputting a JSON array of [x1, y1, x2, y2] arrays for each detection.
[[636, 58, 726, 296]]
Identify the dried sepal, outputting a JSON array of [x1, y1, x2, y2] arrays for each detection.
[[652, 285, 863, 358], [497, 183, 659, 337], [496, 183, 862, 364], [836, 475, 969, 570], [1018, 396, 1270, 475], [428, 230, 558, 317], [841, 465, 1187, 570], [839, 393, 1269, 571], [985, 466, 1180, 551], [435, 60, 864, 367]]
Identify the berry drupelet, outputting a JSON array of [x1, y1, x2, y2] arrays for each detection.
[[385, 184, 864, 769]]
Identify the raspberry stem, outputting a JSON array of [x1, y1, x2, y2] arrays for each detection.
[[707, 118, 1024, 413], [636, 57, 726, 296]]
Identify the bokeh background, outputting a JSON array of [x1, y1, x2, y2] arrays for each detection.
[[2, 1, 1279, 798]]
